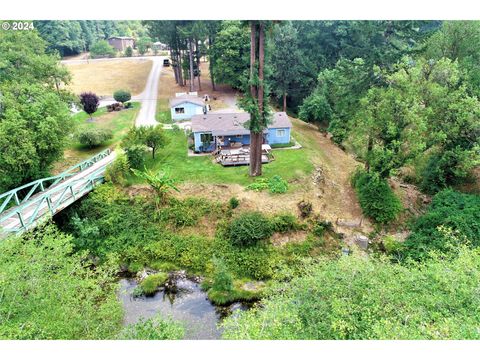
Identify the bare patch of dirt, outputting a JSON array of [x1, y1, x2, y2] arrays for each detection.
[[270, 231, 308, 246]]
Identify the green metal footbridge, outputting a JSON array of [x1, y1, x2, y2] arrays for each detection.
[[0, 149, 115, 237]]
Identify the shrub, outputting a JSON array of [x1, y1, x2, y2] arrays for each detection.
[[118, 315, 184, 340], [90, 40, 116, 58], [140, 272, 168, 295], [123, 145, 145, 170], [352, 169, 402, 224], [268, 175, 288, 194], [211, 258, 233, 292], [227, 212, 273, 247], [400, 189, 480, 261], [312, 219, 333, 237], [113, 89, 131, 105], [124, 46, 133, 58], [271, 213, 299, 233], [228, 197, 239, 209], [77, 128, 113, 148], [79, 92, 99, 119], [105, 152, 130, 186], [246, 176, 288, 194], [298, 200, 313, 218]]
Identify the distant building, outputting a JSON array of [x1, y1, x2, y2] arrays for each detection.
[[107, 36, 135, 51], [153, 41, 168, 51], [169, 94, 206, 121]]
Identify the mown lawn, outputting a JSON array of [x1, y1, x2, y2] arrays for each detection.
[[129, 127, 314, 187], [53, 102, 140, 174]]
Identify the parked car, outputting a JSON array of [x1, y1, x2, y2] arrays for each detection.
[[163, 58, 170, 66]]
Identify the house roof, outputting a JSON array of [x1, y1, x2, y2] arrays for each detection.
[[191, 112, 292, 135], [169, 95, 205, 108], [108, 36, 135, 40]]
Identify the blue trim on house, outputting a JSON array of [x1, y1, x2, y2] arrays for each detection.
[[193, 127, 291, 153]]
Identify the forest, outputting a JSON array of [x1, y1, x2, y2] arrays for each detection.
[[0, 20, 479, 340]]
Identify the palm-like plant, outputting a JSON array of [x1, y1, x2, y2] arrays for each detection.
[[132, 168, 179, 207]]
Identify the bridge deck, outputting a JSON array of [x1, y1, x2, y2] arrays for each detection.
[[0, 150, 115, 237]]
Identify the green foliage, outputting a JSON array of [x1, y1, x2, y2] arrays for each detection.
[[227, 212, 273, 247], [352, 169, 402, 224], [140, 273, 168, 295], [123, 125, 168, 159], [228, 197, 240, 209], [312, 219, 333, 237], [211, 257, 234, 292], [223, 247, 480, 339], [246, 175, 288, 194], [0, 225, 122, 339], [77, 128, 113, 148], [105, 152, 130, 186], [90, 40, 116, 58], [124, 46, 133, 57], [118, 315, 184, 340], [271, 213, 301, 233], [123, 144, 145, 170], [0, 82, 72, 192], [113, 89, 132, 104], [132, 168, 179, 206], [400, 189, 480, 261], [298, 90, 332, 124], [268, 175, 289, 194]]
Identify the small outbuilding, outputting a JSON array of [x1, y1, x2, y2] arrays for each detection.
[[170, 94, 206, 121], [107, 36, 135, 51]]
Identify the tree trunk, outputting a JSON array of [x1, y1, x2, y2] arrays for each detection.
[[283, 92, 287, 112], [365, 136, 373, 172], [249, 23, 265, 177], [208, 35, 216, 91], [171, 49, 179, 84], [195, 39, 202, 92], [188, 38, 195, 92]]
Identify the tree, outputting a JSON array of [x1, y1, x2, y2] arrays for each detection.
[[210, 21, 250, 89], [90, 40, 116, 58], [124, 46, 133, 57], [123, 125, 168, 159], [137, 36, 152, 55], [79, 92, 100, 120], [240, 21, 272, 177], [0, 83, 71, 192], [269, 22, 302, 112], [113, 89, 131, 105]]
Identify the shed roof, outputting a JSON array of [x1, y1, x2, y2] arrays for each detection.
[[191, 112, 292, 135], [108, 36, 135, 40], [169, 95, 205, 108]]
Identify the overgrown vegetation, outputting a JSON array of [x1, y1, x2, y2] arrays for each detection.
[[118, 315, 184, 340]]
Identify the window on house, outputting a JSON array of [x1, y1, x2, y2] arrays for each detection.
[[175, 107, 185, 114], [276, 129, 286, 137], [200, 133, 213, 143]]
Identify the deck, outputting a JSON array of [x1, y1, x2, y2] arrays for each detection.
[[214, 145, 273, 167]]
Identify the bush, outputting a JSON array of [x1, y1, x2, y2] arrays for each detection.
[[124, 46, 133, 58], [268, 175, 288, 194], [271, 213, 300, 233], [123, 145, 145, 170], [118, 315, 184, 340], [79, 92, 99, 118], [105, 152, 130, 186], [298, 200, 313, 218], [228, 212, 274, 247], [77, 128, 113, 148], [90, 40, 116, 58], [400, 189, 480, 261], [228, 197, 239, 209], [211, 258, 233, 292], [246, 175, 288, 194], [312, 219, 333, 237], [113, 89, 132, 105], [140, 272, 168, 295], [352, 169, 402, 224]]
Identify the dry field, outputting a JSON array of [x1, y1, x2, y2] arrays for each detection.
[[64, 58, 153, 97]]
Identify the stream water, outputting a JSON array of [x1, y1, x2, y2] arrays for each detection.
[[118, 276, 250, 340]]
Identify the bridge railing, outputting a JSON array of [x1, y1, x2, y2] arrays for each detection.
[[0, 161, 110, 234], [0, 149, 111, 214]]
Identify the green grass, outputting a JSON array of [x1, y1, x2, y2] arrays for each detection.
[[53, 103, 140, 173], [128, 129, 314, 186], [155, 99, 173, 124]]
